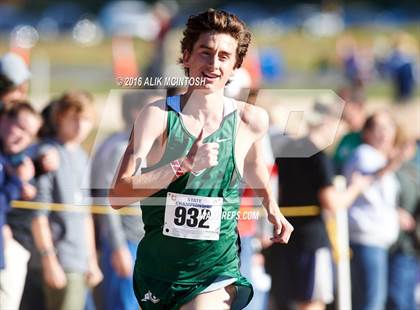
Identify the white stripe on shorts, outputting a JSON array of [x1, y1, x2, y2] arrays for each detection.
[[311, 247, 334, 304], [202, 276, 237, 293]]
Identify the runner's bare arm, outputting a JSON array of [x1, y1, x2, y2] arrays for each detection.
[[241, 105, 273, 201], [242, 107, 293, 243], [109, 100, 185, 208]]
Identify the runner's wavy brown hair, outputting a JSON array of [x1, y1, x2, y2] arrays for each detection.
[[178, 8, 251, 76]]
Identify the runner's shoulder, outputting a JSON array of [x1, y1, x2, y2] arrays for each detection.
[[132, 98, 168, 140], [234, 99, 269, 136], [141, 98, 168, 117]]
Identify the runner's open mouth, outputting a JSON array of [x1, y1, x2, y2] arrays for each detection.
[[202, 72, 220, 79]]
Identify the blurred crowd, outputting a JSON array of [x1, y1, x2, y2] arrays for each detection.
[[336, 32, 418, 103], [0, 38, 418, 310]]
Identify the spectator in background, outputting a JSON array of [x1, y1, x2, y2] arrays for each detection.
[[336, 35, 373, 89], [38, 99, 58, 140], [10, 99, 60, 310], [267, 101, 369, 310], [91, 90, 163, 310], [144, 2, 175, 80], [333, 86, 366, 173], [32, 91, 103, 310], [387, 33, 417, 103], [344, 111, 400, 310], [0, 51, 58, 186], [387, 127, 419, 310], [0, 53, 31, 111], [0, 102, 40, 309]]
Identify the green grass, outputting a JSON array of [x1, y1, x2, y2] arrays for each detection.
[[0, 36, 154, 67], [253, 23, 419, 72]]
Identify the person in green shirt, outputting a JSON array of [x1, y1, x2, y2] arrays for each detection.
[[333, 87, 366, 173], [109, 8, 293, 310]]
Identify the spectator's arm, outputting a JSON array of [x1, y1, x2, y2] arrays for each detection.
[[315, 152, 339, 211], [104, 146, 130, 250], [31, 172, 55, 255], [319, 151, 372, 211], [319, 181, 367, 212], [32, 214, 67, 289], [0, 169, 22, 212], [94, 143, 134, 277], [342, 150, 359, 180], [103, 212, 127, 250], [85, 215, 103, 287], [31, 172, 67, 289], [86, 215, 99, 263], [374, 156, 402, 179], [32, 215, 56, 257]]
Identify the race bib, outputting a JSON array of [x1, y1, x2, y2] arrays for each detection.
[[163, 192, 223, 240]]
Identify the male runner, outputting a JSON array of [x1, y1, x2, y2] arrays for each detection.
[[109, 9, 293, 309]]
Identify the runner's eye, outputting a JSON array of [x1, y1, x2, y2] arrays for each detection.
[[219, 55, 229, 61]]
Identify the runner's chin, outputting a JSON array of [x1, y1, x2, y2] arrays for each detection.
[[201, 80, 223, 92]]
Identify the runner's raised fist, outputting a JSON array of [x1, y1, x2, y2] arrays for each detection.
[[185, 128, 219, 173]]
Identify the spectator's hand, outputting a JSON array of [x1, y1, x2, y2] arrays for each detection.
[[21, 182, 37, 200], [15, 157, 35, 181], [398, 208, 416, 232], [267, 204, 293, 244], [387, 147, 405, 172], [40, 148, 60, 172], [111, 246, 133, 277], [43, 258, 67, 289], [351, 172, 373, 192], [85, 261, 103, 287]]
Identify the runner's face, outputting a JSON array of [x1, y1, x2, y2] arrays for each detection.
[[183, 32, 238, 92]]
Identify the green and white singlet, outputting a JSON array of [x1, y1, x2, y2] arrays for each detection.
[[133, 95, 253, 309]]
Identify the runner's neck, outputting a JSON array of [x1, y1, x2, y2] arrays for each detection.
[[180, 89, 224, 121]]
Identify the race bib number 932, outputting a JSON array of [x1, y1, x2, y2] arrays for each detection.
[[163, 192, 223, 240]]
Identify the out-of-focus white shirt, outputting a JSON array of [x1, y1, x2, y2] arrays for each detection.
[[344, 143, 400, 248]]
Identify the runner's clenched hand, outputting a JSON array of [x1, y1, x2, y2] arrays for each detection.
[[184, 129, 219, 173], [266, 204, 294, 244]]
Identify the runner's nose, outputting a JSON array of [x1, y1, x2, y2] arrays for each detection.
[[207, 55, 220, 71]]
